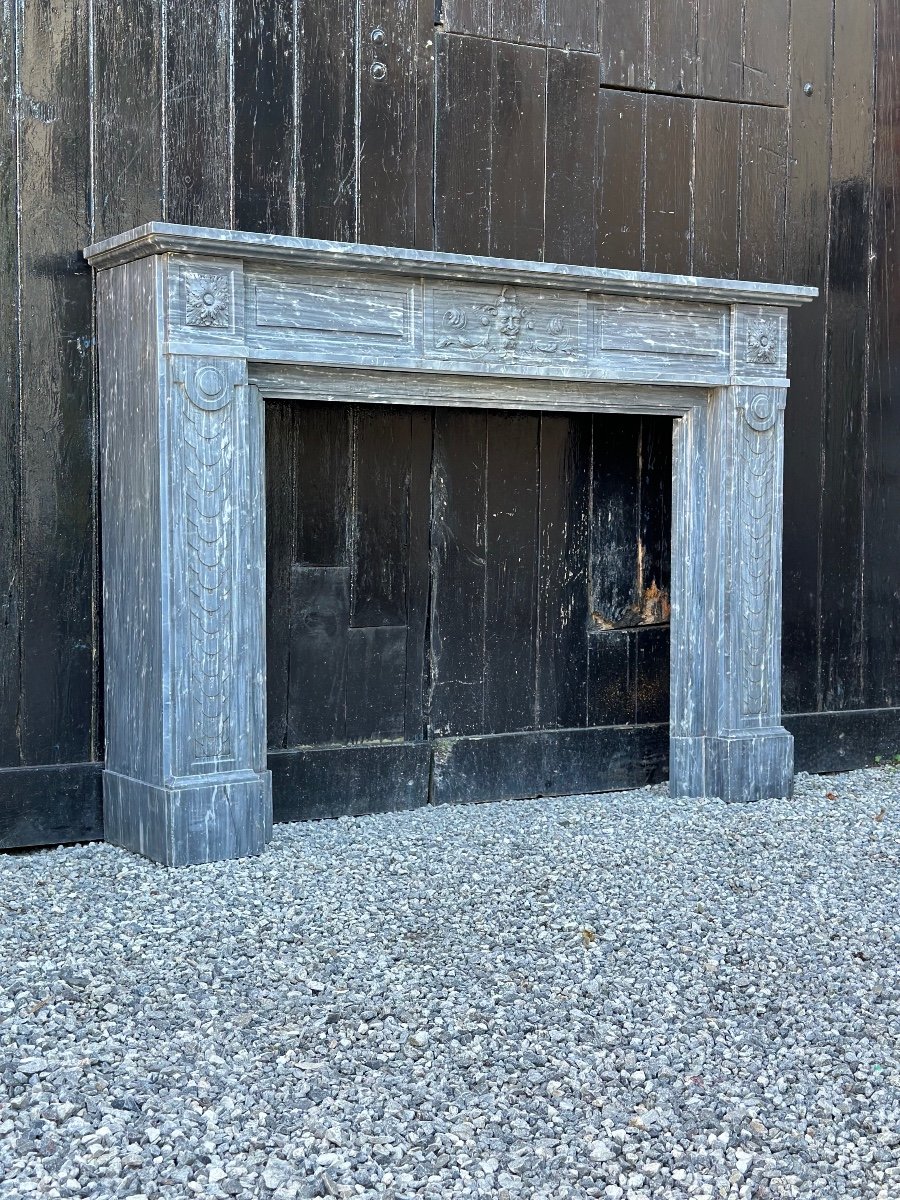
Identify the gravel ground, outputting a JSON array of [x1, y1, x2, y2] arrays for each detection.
[[2, 766, 900, 1200]]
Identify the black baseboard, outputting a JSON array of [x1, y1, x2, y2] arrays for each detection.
[[0, 762, 103, 850], [786, 706, 900, 774], [431, 724, 669, 806], [2, 707, 899, 849], [269, 742, 432, 822]]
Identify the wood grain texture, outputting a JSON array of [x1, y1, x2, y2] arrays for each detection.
[[644, 96, 693, 274], [93, 0, 163, 238], [297, 0, 356, 240], [358, 0, 428, 246], [17, 0, 95, 765], [781, 0, 834, 712], [435, 34, 547, 260], [693, 98, 740, 277], [819, 0, 875, 710], [165, 1, 233, 227], [0, 0, 20, 766], [233, 0, 294, 233], [649, 0, 698, 96], [864, 0, 900, 707]]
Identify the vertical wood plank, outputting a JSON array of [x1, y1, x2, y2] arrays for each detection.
[[165, 1, 232, 226], [346, 626, 407, 741], [484, 412, 539, 734], [590, 415, 641, 626], [545, 49, 600, 265], [781, 0, 833, 712], [537, 414, 591, 729], [414, 0, 436, 249], [739, 103, 788, 281], [404, 410, 433, 741], [0, 0, 20, 764], [644, 95, 693, 274], [545, 55, 643, 270], [489, 40, 547, 260], [546, 0, 599, 52], [743, 0, 790, 105], [635, 626, 670, 723], [297, 0, 357, 240], [697, 0, 741, 100], [864, 0, 900, 707], [428, 410, 487, 737], [638, 416, 673, 619], [358, 0, 429, 246], [350, 407, 410, 628], [265, 402, 296, 750], [588, 631, 636, 725], [434, 32, 492, 254], [286, 566, 350, 746], [649, 0, 698, 96], [819, 0, 875, 710], [599, 0, 648, 89], [293, 403, 350, 567], [493, 0, 545, 45], [17, 0, 95, 764], [233, 0, 295, 234], [595, 90, 645, 269], [93, 0, 163, 237], [439, 0, 490, 36], [693, 98, 740, 276]]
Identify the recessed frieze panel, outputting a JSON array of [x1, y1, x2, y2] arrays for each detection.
[[593, 296, 729, 362], [425, 282, 586, 366], [248, 267, 415, 357]]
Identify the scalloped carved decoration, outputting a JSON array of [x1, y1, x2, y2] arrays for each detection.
[[177, 366, 235, 763], [736, 393, 784, 718]]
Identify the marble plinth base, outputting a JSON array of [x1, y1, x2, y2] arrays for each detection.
[[103, 771, 273, 866], [670, 730, 794, 802]]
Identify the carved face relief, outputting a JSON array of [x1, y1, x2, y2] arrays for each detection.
[[493, 286, 525, 347], [185, 273, 230, 328]]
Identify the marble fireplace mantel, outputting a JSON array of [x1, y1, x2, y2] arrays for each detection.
[[84, 223, 817, 865]]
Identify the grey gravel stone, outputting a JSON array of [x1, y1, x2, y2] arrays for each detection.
[[2, 765, 900, 1198]]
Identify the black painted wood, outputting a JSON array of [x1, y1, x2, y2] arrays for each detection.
[[166, 2, 232, 227], [233, 0, 295, 233], [865, 0, 900, 708], [1, 0, 898, 841], [298, 0, 357, 240], [0, 4, 20, 768], [820, 0, 875, 711], [781, 0, 834, 712], [17, 0, 96, 766]]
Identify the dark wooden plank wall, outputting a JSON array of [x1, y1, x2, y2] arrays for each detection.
[[2, 0, 900, 845]]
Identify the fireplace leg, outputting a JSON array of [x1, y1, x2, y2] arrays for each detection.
[[670, 381, 794, 802], [98, 253, 271, 865]]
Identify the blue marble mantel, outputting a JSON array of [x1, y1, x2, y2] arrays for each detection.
[[84, 223, 817, 865]]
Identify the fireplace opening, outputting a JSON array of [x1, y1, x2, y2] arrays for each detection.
[[265, 399, 674, 821]]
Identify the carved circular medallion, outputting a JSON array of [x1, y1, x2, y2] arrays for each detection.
[[192, 365, 230, 411], [743, 392, 780, 432]]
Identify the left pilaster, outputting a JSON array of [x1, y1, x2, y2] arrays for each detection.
[[97, 253, 271, 865]]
